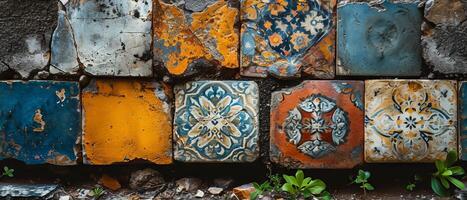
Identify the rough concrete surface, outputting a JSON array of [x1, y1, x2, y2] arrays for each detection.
[[0, 0, 57, 78]]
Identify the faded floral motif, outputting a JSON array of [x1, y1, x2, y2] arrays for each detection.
[[174, 81, 259, 162], [283, 94, 349, 158], [365, 80, 457, 162]]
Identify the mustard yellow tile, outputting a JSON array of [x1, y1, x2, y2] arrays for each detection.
[[82, 80, 172, 165]]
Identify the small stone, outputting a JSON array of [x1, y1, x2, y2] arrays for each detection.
[[213, 178, 234, 189], [207, 187, 223, 195], [175, 178, 203, 192], [99, 174, 121, 191], [195, 190, 204, 198], [76, 189, 90, 199], [34, 71, 49, 79], [129, 169, 165, 191], [59, 195, 71, 200], [233, 184, 255, 200]]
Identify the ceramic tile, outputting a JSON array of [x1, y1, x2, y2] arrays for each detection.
[[64, 0, 152, 76], [82, 80, 172, 165], [0, 81, 81, 165], [270, 81, 364, 168], [240, 0, 336, 79], [153, 0, 239, 77], [174, 81, 259, 162], [365, 80, 457, 162], [337, 1, 422, 76]]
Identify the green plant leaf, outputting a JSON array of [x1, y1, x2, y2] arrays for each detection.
[[431, 177, 449, 197], [283, 175, 299, 187], [318, 191, 332, 200], [440, 177, 450, 189], [281, 182, 296, 194], [296, 170, 304, 186], [363, 183, 374, 191], [448, 166, 465, 176], [308, 179, 326, 194], [406, 183, 416, 191], [302, 177, 312, 187], [363, 171, 371, 180], [250, 191, 260, 200], [446, 150, 457, 167], [435, 160, 445, 172], [253, 182, 260, 190], [447, 177, 465, 190], [441, 170, 453, 176]]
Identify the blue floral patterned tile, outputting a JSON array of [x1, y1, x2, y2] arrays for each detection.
[[365, 80, 457, 162], [174, 81, 259, 162], [0, 81, 81, 165], [460, 82, 467, 160], [241, 0, 336, 79], [337, 1, 422, 76]]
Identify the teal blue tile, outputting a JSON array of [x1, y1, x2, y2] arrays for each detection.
[[0, 81, 81, 165], [337, 1, 422, 76]]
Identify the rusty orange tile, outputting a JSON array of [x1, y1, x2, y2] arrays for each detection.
[[82, 80, 172, 165], [270, 81, 364, 168], [153, 0, 239, 77]]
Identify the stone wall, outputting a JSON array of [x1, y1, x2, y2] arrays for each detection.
[[0, 0, 466, 169]]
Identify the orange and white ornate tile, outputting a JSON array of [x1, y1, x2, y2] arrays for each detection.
[[365, 80, 457, 163]]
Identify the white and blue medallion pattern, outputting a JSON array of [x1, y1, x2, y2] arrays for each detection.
[[283, 94, 350, 158], [174, 81, 259, 162]]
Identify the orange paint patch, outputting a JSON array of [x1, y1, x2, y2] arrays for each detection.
[[153, 0, 239, 75], [82, 80, 172, 165]]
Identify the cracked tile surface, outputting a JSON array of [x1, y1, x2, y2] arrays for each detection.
[[270, 81, 364, 168], [153, 0, 239, 77], [365, 80, 457, 163], [63, 0, 153, 76], [174, 81, 259, 162]]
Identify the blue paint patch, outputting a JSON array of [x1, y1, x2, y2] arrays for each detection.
[[337, 1, 422, 76], [0, 81, 81, 165], [460, 82, 467, 160]]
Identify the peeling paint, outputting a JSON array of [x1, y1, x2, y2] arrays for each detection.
[[153, 0, 239, 77], [32, 109, 45, 133]]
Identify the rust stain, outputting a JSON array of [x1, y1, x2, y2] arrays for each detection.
[[32, 109, 46, 132]]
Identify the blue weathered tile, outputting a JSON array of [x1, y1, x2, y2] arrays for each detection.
[[460, 82, 467, 160], [337, 1, 422, 76], [0, 81, 81, 165], [174, 81, 259, 162]]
